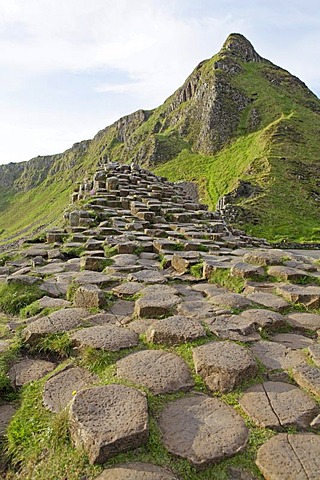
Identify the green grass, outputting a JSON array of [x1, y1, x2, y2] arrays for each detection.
[[209, 268, 246, 293], [190, 262, 204, 279], [0, 283, 45, 316]]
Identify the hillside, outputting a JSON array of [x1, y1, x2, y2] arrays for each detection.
[[0, 33, 319, 244]]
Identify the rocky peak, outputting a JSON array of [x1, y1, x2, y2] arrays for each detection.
[[221, 33, 263, 63]]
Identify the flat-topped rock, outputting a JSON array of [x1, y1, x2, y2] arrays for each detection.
[[246, 292, 289, 312], [240, 309, 285, 329], [208, 293, 252, 309], [116, 350, 194, 394], [244, 249, 291, 266], [256, 433, 320, 480], [205, 314, 260, 342], [70, 325, 139, 351], [43, 366, 99, 412], [95, 462, 179, 480], [23, 308, 92, 343], [112, 282, 142, 297], [277, 284, 320, 308], [134, 288, 180, 318], [176, 299, 216, 318], [268, 265, 311, 282], [146, 315, 206, 345], [286, 312, 320, 331], [308, 344, 320, 367], [0, 404, 17, 436], [231, 262, 265, 278], [37, 296, 71, 309], [193, 341, 257, 393], [74, 270, 118, 286], [158, 395, 249, 469], [292, 364, 320, 396], [271, 333, 314, 350], [109, 299, 135, 323], [112, 254, 139, 266], [128, 269, 167, 284], [34, 263, 66, 275], [69, 384, 148, 464], [251, 341, 306, 370], [73, 284, 106, 308], [240, 381, 319, 429], [8, 358, 56, 389]]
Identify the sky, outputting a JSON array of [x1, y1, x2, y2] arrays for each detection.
[[0, 0, 320, 165]]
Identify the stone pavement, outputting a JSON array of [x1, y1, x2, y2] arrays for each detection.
[[1, 163, 320, 479]]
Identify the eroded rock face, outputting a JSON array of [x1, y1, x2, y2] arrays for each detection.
[[193, 341, 257, 393], [158, 395, 249, 469], [256, 434, 320, 480], [240, 381, 319, 430], [70, 325, 139, 351], [69, 385, 149, 464], [95, 462, 179, 480], [8, 358, 56, 389], [116, 350, 194, 394], [146, 316, 206, 346]]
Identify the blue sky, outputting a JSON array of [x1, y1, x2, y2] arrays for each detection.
[[0, 0, 320, 164]]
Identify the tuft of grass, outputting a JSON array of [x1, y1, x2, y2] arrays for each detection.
[[190, 262, 204, 279], [27, 333, 73, 358], [104, 245, 118, 257], [209, 268, 246, 293], [0, 283, 44, 316], [61, 245, 86, 258]]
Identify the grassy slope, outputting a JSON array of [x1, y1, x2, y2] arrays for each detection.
[[155, 61, 320, 243]]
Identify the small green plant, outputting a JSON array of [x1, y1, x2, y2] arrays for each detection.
[[190, 262, 204, 279], [28, 333, 73, 358], [61, 245, 86, 258], [104, 245, 118, 257], [66, 281, 79, 302], [209, 268, 245, 293], [0, 283, 44, 316]]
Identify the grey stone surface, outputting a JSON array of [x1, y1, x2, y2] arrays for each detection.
[[308, 344, 320, 367], [43, 366, 99, 413], [0, 404, 17, 436], [292, 364, 320, 396], [69, 384, 148, 464], [176, 300, 216, 318], [240, 309, 285, 329], [37, 296, 71, 309], [251, 341, 306, 370], [117, 350, 194, 394], [240, 381, 319, 429], [112, 282, 142, 297], [128, 269, 167, 284], [208, 293, 252, 309], [109, 299, 135, 323], [146, 315, 206, 345], [193, 341, 257, 393], [23, 308, 92, 343], [135, 287, 180, 318], [246, 292, 289, 312], [70, 325, 139, 351], [286, 312, 320, 331], [158, 395, 249, 468], [271, 333, 314, 350], [244, 250, 290, 266], [94, 462, 179, 480], [8, 358, 56, 389], [277, 284, 320, 308], [73, 285, 106, 308], [205, 314, 260, 342], [256, 433, 320, 480], [231, 262, 265, 278]]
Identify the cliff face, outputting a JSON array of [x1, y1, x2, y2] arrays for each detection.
[[0, 33, 319, 244]]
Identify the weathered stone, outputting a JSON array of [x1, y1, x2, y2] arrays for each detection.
[[205, 314, 260, 342], [268, 265, 310, 282], [251, 341, 306, 370], [171, 252, 201, 274], [69, 385, 148, 464], [23, 308, 92, 343], [240, 309, 285, 329], [112, 282, 142, 297], [0, 404, 17, 436], [246, 292, 289, 312], [308, 344, 320, 367], [80, 256, 107, 272], [109, 299, 135, 323], [34, 263, 66, 275], [208, 293, 252, 309], [73, 285, 106, 308], [135, 292, 179, 318], [43, 366, 99, 413], [70, 325, 139, 351], [128, 269, 167, 284], [158, 395, 249, 469], [38, 296, 71, 309], [95, 462, 179, 480], [240, 381, 319, 429], [292, 364, 320, 397], [244, 250, 290, 266], [193, 341, 257, 393], [177, 300, 216, 318], [271, 333, 314, 350], [256, 433, 320, 480], [8, 358, 56, 389], [7, 274, 40, 286], [277, 284, 320, 308], [146, 315, 206, 345], [74, 270, 118, 287], [286, 312, 320, 331], [117, 350, 194, 394], [231, 262, 265, 278]]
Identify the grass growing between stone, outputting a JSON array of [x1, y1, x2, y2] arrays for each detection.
[[209, 268, 245, 293], [0, 283, 45, 316]]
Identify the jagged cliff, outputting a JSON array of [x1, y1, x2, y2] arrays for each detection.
[[0, 33, 319, 244]]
